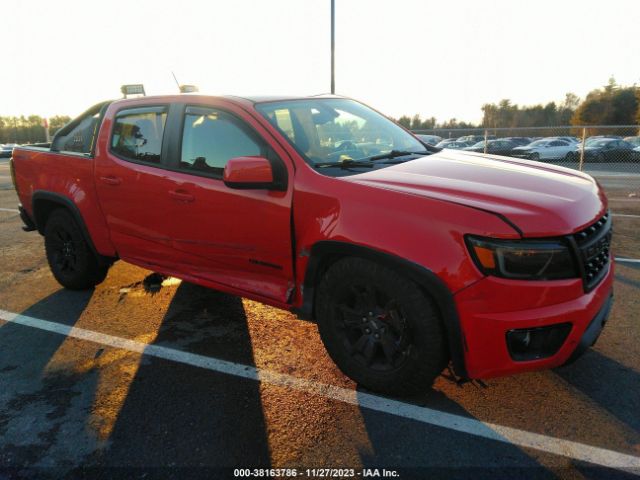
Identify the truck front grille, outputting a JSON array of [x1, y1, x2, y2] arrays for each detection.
[[571, 212, 612, 291]]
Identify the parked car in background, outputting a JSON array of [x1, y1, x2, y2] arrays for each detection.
[[0, 144, 19, 158], [544, 136, 579, 144], [575, 136, 619, 150], [435, 138, 461, 147], [463, 139, 517, 156], [457, 135, 493, 144], [511, 139, 576, 161], [438, 141, 472, 150], [502, 137, 531, 146], [582, 139, 637, 162], [623, 136, 640, 147], [415, 134, 442, 145]]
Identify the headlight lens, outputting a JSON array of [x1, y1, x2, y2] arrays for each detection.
[[466, 236, 578, 280]]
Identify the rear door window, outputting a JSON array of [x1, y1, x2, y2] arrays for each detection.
[[111, 107, 167, 164]]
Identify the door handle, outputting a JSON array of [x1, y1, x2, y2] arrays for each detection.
[[100, 175, 122, 186], [168, 189, 195, 203]]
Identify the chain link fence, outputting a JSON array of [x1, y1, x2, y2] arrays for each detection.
[[412, 125, 640, 175]]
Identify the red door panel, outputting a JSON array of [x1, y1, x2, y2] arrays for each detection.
[[164, 100, 295, 303]]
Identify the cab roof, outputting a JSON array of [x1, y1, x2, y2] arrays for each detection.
[[109, 93, 344, 109]]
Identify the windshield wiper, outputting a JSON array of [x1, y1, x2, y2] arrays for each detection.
[[313, 150, 431, 169], [314, 159, 375, 169], [367, 150, 429, 161]]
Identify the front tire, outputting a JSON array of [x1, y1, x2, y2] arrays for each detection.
[[44, 209, 109, 289], [316, 257, 448, 395]]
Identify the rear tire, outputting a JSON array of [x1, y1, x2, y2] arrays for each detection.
[[44, 209, 109, 290], [530, 152, 540, 161], [316, 257, 448, 395]]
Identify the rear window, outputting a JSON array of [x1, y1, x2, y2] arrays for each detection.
[[111, 108, 167, 164]]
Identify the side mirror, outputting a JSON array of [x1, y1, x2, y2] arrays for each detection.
[[223, 156, 276, 190]]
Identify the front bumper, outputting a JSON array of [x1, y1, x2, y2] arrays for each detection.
[[455, 261, 614, 379]]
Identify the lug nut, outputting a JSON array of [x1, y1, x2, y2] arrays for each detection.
[[374, 333, 380, 339], [365, 328, 371, 334]]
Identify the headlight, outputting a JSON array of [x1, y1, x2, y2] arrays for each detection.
[[466, 236, 578, 280]]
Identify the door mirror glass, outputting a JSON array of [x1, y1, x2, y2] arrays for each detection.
[[223, 156, 274, 189]]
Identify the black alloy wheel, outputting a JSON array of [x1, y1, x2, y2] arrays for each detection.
[[316, 257, 448, 395], [44, 209, 109, 289], [335, 284, 411, 372]]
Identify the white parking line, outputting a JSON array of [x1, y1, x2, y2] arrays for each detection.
[[613, 213, 640, 219], [0, 208, 19, 213], [0, 309, 639, 473]]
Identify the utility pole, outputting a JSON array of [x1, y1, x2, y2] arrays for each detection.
[[331, 0, 335, 94]]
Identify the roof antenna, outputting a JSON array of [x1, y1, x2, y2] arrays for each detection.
[[171, 71, 199, 94], [171, 71, 181, 90]]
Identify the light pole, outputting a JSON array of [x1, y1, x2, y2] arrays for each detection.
[[331, 0, 335, 94]]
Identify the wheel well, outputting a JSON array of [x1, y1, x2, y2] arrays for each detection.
[[32, 198, 64, 234], [31, 192, 115, 266], [297, 241, 468, 378]]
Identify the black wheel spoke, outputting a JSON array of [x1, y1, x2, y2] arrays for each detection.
[[351, 334, 368, 356], [385, 308, 404, 335], [337, 304, 364, 328], [362, 337, 377, 365]]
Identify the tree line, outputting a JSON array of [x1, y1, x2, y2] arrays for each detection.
[[397, 78, 640, 131], [0, 115, 71, 144]]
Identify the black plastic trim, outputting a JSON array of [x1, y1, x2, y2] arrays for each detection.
[[564, 293, 613, 365], [18, 204, 37, 231], [295, 240, 468, 378], [31, 191, 102, 261]]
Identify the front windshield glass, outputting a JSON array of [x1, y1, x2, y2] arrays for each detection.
[[255, 99, 426, 167], [528, 140, 549, 147]]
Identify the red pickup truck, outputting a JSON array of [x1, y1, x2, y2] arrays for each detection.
[[10, 92, 613, 394]]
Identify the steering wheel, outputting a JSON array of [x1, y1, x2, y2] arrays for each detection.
[[335, 140, 357, 151]]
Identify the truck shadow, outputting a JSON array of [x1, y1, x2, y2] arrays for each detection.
[[554, 349, 640, 434], [90, 281, 272, 472], [355, 387, 556, 480], [0, 288, 95, 475]]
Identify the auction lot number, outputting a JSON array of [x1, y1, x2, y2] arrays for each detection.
[[234, 468, 399, 478]]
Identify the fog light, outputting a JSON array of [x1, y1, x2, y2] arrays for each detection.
[[506, 323, 572, 361]]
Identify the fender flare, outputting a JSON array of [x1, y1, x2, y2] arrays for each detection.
[[31, 191, 102, 260], [296, 240, 468, 378]]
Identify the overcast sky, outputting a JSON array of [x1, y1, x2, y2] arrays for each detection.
[[2, 0, 639, 122]]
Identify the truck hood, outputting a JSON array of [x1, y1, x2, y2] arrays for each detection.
[[345, 150, 607, 237]]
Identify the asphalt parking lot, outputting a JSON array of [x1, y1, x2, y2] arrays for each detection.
[[0, 158, 639, 479]]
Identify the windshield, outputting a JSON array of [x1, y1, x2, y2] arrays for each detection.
[[255, 99, 426, 168], [591, 140, 613, 148], [528, 140, 549, 147]]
